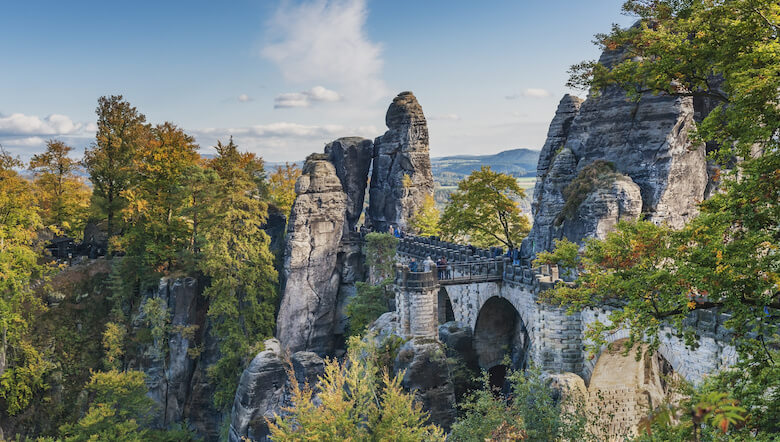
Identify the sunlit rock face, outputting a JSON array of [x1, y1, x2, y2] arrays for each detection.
[[368, 91, 434, 233], [276, 154, 348, 355], [523, 45, 709, 259]]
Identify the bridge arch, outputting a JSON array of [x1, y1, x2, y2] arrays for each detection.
[[473, 296, 530, 390]]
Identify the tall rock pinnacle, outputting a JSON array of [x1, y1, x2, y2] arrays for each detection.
[[368, 91, 434, 232]]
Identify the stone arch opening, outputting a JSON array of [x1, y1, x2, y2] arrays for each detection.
[[473, 296, 529, 390], [437, 287, 455, 325]]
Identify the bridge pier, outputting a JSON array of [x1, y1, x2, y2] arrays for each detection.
[[395, 265, 439, 339]]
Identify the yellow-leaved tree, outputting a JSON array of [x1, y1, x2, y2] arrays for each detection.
[[269, 336, 445, 441]]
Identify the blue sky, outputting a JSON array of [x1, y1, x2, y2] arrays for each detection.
[[0, 0, 635, 162]]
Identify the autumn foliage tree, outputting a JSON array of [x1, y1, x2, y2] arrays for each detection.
[[269, 336, 444, 441], [0, 149, 50, 417], [199, 138, 278, 408], [268, 162, 301, 216], [29, 139, 90, 237], [440, 166, 530, 249], [84, 95, 149, 239]]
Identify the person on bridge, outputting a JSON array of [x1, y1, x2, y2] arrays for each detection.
[[436, 257, 446, 279], [409, 257, 418, 272], [423, 256, 435, 273]]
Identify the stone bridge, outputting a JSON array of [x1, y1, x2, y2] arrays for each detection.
[[394, 235, 737, 386]]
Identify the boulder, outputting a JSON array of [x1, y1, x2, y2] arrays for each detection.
[[368, 91, 434, 232], [276, 155, 348, 355]]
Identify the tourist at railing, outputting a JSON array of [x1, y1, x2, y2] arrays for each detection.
[[423, 256, 435, 272], [409, 257, 418, 272], [436, 257, 446, 279]]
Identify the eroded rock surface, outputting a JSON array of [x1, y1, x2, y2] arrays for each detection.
[[133, 277, 222, 439], [523, 46, 709, 258], [229, 340, 325, 442], [368, 91, 434, 232], [276, 155, 347, 355], [325, 137, 373, 232], [394, 338, 457, 431], [561, 175, 643, 244]]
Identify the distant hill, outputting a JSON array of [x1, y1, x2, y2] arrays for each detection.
[[431, 148, 540, 186]]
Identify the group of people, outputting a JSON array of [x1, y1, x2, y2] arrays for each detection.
[[408, 256, 451, 279]]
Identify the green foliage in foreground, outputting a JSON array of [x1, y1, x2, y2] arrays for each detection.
[[269, 336, 445, 441], [59, 369, 195, 442], [450, 366, 592, 442]]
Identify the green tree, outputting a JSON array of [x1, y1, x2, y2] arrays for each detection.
[[269, 336, 444, 441], [440, 166, 530, 249], [199, 138, 278, 409], [345, 233, 399, 336], [29, 139, 90, 237], [409, 194, 441, 237], [83, 95, 149, 239], [451, 366, 592, 442], [0, 149, 51, 416], [58, 369, 195, 441], [119, 122, 200, 277]]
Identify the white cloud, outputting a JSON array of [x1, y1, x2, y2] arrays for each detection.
[[262, 0, 386, 102], [429, 113, 460, 121], [193, 122, 379, 162], [238, 94, 253, 102], [0, 112, 83, 136], [274, 85, 342, 108], [506, 88, 552, 100]]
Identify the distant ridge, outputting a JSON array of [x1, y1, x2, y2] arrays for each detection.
[[431, 148, 540, 186]]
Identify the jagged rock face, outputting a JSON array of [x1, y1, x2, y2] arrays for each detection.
[[368, 91, 434, 233], [133, 277, 222, 439], [276, 155, 347, 355], [523, 47, 708, 258], [561, 175, 643, 244], [394, 338, 457, 431], [229, 341, 325, 442], [325, 137, 373, 232]]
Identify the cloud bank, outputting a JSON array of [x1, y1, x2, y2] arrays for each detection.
[[262, 0, 387, 102]]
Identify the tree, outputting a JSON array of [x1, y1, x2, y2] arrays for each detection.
[[83, 95, 149, 239], [0, 149, 51, 416], [346, 233, 398, 335], [119, 122, 200, 277], [29, 139, 90, 237], [58, 369, 195, 441], [268, 162, 301, 216], [450, 366, 592, 442], [409, 194, 441, 237], [440, 166, 530, 249], [199, 138, 278, 409], [269, 336, 445, 441]]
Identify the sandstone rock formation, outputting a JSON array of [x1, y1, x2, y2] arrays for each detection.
[[394, 338, 457, 430], [561, 175, 643, 244], [133, 277, 222, 439], [523, 45, 709, 258], [229, 339, 325, 442], [368, 91, 434, 232], [325, 137, 373, 232], [276, 154, 348, 355]]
